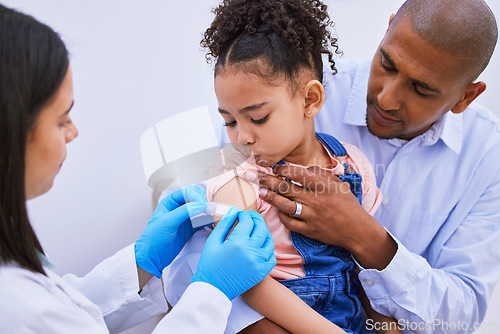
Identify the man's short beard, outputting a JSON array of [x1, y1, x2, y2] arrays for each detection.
[[365, 114, 400, 140]]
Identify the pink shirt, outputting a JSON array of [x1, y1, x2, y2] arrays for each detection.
[[205, 142, 382, 280]]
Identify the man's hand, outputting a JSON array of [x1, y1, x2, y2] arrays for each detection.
[[246, 164, 397, 270]]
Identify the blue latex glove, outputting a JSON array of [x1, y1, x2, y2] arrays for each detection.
[[135, 185, 207, 278], [192, 208, 277, 300]]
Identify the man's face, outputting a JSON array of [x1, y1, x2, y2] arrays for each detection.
[[366, 18, 469, 140]]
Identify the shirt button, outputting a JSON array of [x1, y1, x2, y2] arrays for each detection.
[[365, 279, 376, 287], [382, 197, 390, 206]]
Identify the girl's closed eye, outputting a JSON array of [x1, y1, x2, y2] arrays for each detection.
[[251, 114, 269, 124], [224, 120, 237, 127], [223, 114, 269, 127]]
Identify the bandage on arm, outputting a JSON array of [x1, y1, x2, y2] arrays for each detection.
[[189, 202, 234, 228]]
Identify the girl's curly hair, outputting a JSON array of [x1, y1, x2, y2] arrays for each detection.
[[201, 0, 341, 88]]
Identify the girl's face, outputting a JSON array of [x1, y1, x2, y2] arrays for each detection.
[[24, 66, 78, 200], [215, 67, 311, 167]]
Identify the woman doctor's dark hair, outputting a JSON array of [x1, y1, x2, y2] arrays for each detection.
[[0, 4, 69, 275]]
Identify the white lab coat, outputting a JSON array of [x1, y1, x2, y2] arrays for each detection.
[[0, 245, 232, 333]]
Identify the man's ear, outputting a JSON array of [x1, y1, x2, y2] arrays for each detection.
[[387, 14, 396, 31], [451, 81, 486, 114], [303, 80, 325, 119]]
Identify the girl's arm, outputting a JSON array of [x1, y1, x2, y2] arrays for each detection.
[[212, 177, 346, 334], [242, 276, 346, 334]]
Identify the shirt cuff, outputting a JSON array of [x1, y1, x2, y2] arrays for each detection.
[[357, 231, 427, 300], [91, 244, 169, 333], [111, 245, 168, 326], [119, 244, 168, 311]]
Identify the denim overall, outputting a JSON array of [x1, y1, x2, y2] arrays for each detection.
[[274, 133, 364, 334]]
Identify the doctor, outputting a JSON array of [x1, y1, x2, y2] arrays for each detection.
[[0, 4, 276, 333]]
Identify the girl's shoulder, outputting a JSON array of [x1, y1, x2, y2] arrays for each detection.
[[205, 148, 271, 211]]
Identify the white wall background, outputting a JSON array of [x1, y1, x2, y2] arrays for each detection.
[[4, 0, 499, 333]]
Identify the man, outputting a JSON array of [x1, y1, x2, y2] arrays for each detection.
[[255, 0, 500, 332]]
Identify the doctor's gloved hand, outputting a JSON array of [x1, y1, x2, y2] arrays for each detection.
[[135, 185, 207, 278], [192, 208, 276, 300]]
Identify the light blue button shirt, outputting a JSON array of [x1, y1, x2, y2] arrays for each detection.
[[316, 58, 500, 333]]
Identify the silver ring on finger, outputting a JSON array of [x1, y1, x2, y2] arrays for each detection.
[[292, 201, 303, 217]]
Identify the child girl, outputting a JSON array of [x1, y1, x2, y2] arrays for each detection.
[[164, 0, 400, 333]]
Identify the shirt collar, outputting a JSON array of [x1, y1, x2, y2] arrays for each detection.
[[342, 60, 463, 155], [439, 111, 463, 154], [343, 60, 371, 127]]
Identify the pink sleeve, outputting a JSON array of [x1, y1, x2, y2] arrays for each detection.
[[341, 143, 383, 216]]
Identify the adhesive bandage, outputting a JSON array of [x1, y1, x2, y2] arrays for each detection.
[[189, 202, 236, 228]]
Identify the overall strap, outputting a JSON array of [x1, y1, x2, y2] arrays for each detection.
[[315, 133, 363, 205], [315, 132, 348, 157], [273, 160, 287, 167], [271, 133, 347, 167]]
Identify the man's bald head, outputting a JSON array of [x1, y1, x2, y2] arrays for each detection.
[[393, 0, 498, 82]]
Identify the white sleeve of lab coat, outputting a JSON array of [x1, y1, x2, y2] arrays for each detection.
[[63, 244, 169, 333], [153, 282, 232, 333]]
